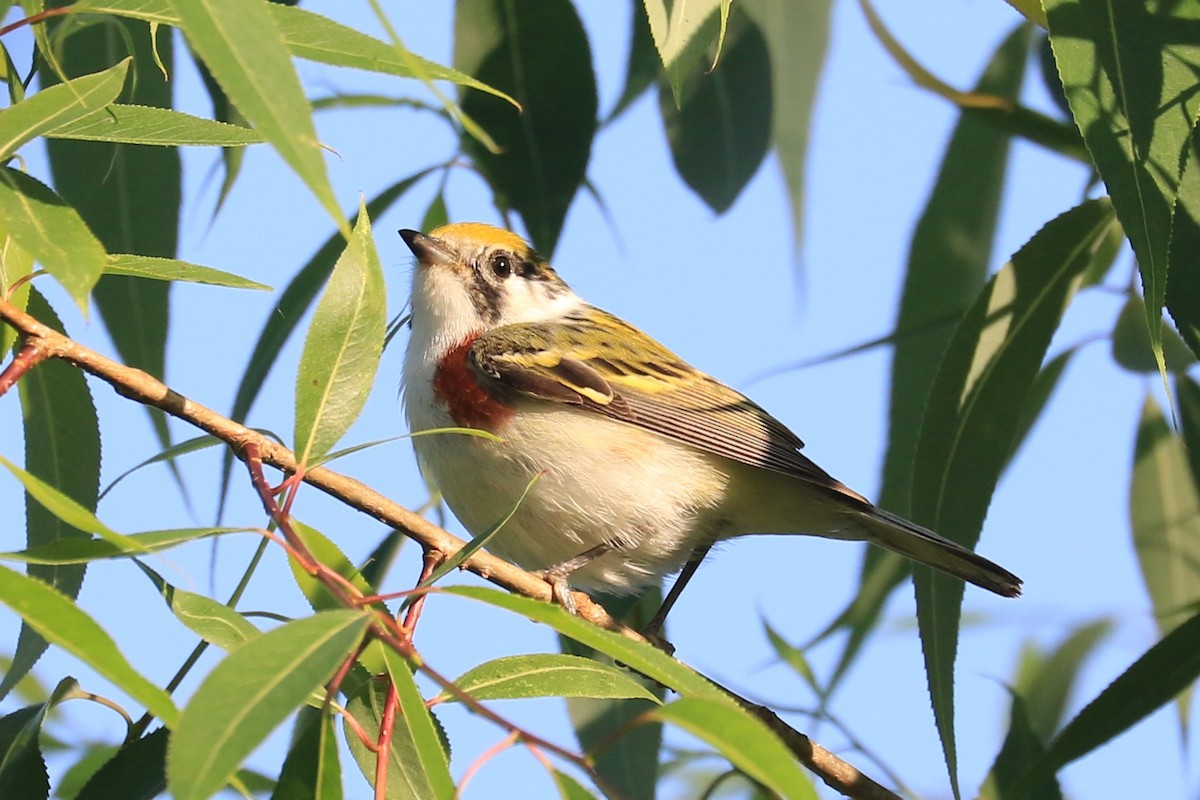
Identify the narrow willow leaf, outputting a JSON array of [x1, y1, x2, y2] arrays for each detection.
[[0, 57, 129, 160], [1035, 608, 1200, 778], [0, 527, 244, 564], [0, 565, 178, 725], [288, 521, 381, 620], [1166, 123, 1200, 359], [381, 649, 455, 800], [910, 198, 1115, 793], [137, 563, 262, 652], [741, 0, 832, 255], [105, 254, 270, 290], [0, 703, 50, 798], [6, 289, 100, 701], [272, 707, 342, 800], [659, 8, 772, 214], [343, 675, 452, 800], [444, 587, 730, 703], [0, 456, 147, 557], [1013, 619, 1111, 743], [649, 698, 818, 800], [72, 0, 516, 108], [168, 0, 345, 230], [608, 1, 657, 122], [1179, 374, 1200, 485], [219, 175, 426, 520], [560, 589, 665, 800], [0, 168, 106, 312], [980, 693, 1063, 800], [167, 610, 371, 800], [39, 6, 180, 471], [550, 770, 597, 800], [439, 654, 661, 703], [0, 237, 34, 355], [763, 621, 819, 694], [1131, 395, 1200, 730], [45, 103, 262, 146], [643, 0, 723, 103], [293, 205, 386, 466], [830, 24, 1032, 702], [1111, 296, 1195, 373], [75, 728, 168, 800], [1045, 0, 1200, 380], [455, 0, 597, 255]]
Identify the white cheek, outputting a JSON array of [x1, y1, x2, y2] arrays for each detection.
[[408, 267, 480, 358], [499, 280, 583, 324]]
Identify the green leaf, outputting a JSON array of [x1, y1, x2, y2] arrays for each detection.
[[1111, 296, 1195, 373], [39, 7, 180, 469], [380, 649, 455, 800], [980, 693, 1063, 800], [550, 770, 598, 800], [0, 704, 49, 799], [104, 254, 270, 290], [45, 103, 262, 146], [1166, 123, 1200, 359], [455, 0, 597, 255], [560, 590, 664, 800], [342, 674, 452, 800], [1045, 0, 1200, 380], [439, 654, 661, 703], [1130, 394, 1200, 729], [71, 0, 517, 108], [167, 610, 371, 800], [643, 0, 724, 103], [0, 455, 148, 557], [649, 698, 817, 800], [272, 707, 342, 800], [0, 57, 129, 161], [1178, 374, 1200, 485], [75, 728, 168, 800], [219, 175, 425, 519], [0, 168, 106, 312], [1013, 619, 1111, 743], [830, 24, 1033, 701], [5, 289, 100, 701], [167, 0, 345, 231], [137, 563, 262, 653], [608, 0, 657, 122], [293, 204, 386, 466], [1035, 608, 1200, 778], [741, 0, 832, 254], [910, 198, 1116, 794], [0, 565, 178, 725], [0, 527, 243, 565], [659, 8, 771, 214], [444, 586, 731, 704]]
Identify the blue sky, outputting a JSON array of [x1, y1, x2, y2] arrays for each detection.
[[0, 2, 1188, 798]]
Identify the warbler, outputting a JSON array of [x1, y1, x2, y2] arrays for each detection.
[[400, 223, 1020, 630]]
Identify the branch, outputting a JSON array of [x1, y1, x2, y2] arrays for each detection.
[[0, 295, 899, 800]]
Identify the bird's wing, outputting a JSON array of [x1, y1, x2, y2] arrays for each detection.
[[469, 308, 847, 491]]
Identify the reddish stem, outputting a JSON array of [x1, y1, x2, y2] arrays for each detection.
[[374, 679, 400, 800], [0, 341, 47, 397]]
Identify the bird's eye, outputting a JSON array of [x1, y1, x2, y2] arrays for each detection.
[[490, 253, 512, 279]]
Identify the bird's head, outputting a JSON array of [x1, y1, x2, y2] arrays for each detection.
[[400, 223, 578, 347]]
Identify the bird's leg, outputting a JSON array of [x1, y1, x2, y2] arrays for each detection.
[[642, 540, 715, 646], [540, 542, 612, 614]]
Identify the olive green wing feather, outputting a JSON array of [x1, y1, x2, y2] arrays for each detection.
[[470, 308, 845, 491]]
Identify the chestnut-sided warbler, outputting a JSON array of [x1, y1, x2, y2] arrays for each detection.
[[400, 223, 1020, 628]]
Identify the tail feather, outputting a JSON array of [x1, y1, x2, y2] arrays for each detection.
[[856, 507, 1022, 598]]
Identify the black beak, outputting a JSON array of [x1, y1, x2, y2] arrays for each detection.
[[398, 229, 455, 268]]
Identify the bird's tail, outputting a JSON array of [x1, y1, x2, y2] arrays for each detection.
[[855, 506, 1021, 597]]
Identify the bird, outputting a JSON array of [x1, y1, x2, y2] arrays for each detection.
[[399, 222, 1020, 634]]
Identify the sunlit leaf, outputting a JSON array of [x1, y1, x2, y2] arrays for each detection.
[[168, 610, 370, 800], [294, 204, 386, 466], [438, 654, 660, 703]]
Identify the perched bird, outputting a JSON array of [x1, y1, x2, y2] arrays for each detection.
[[400, 223, 1020, 632]]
